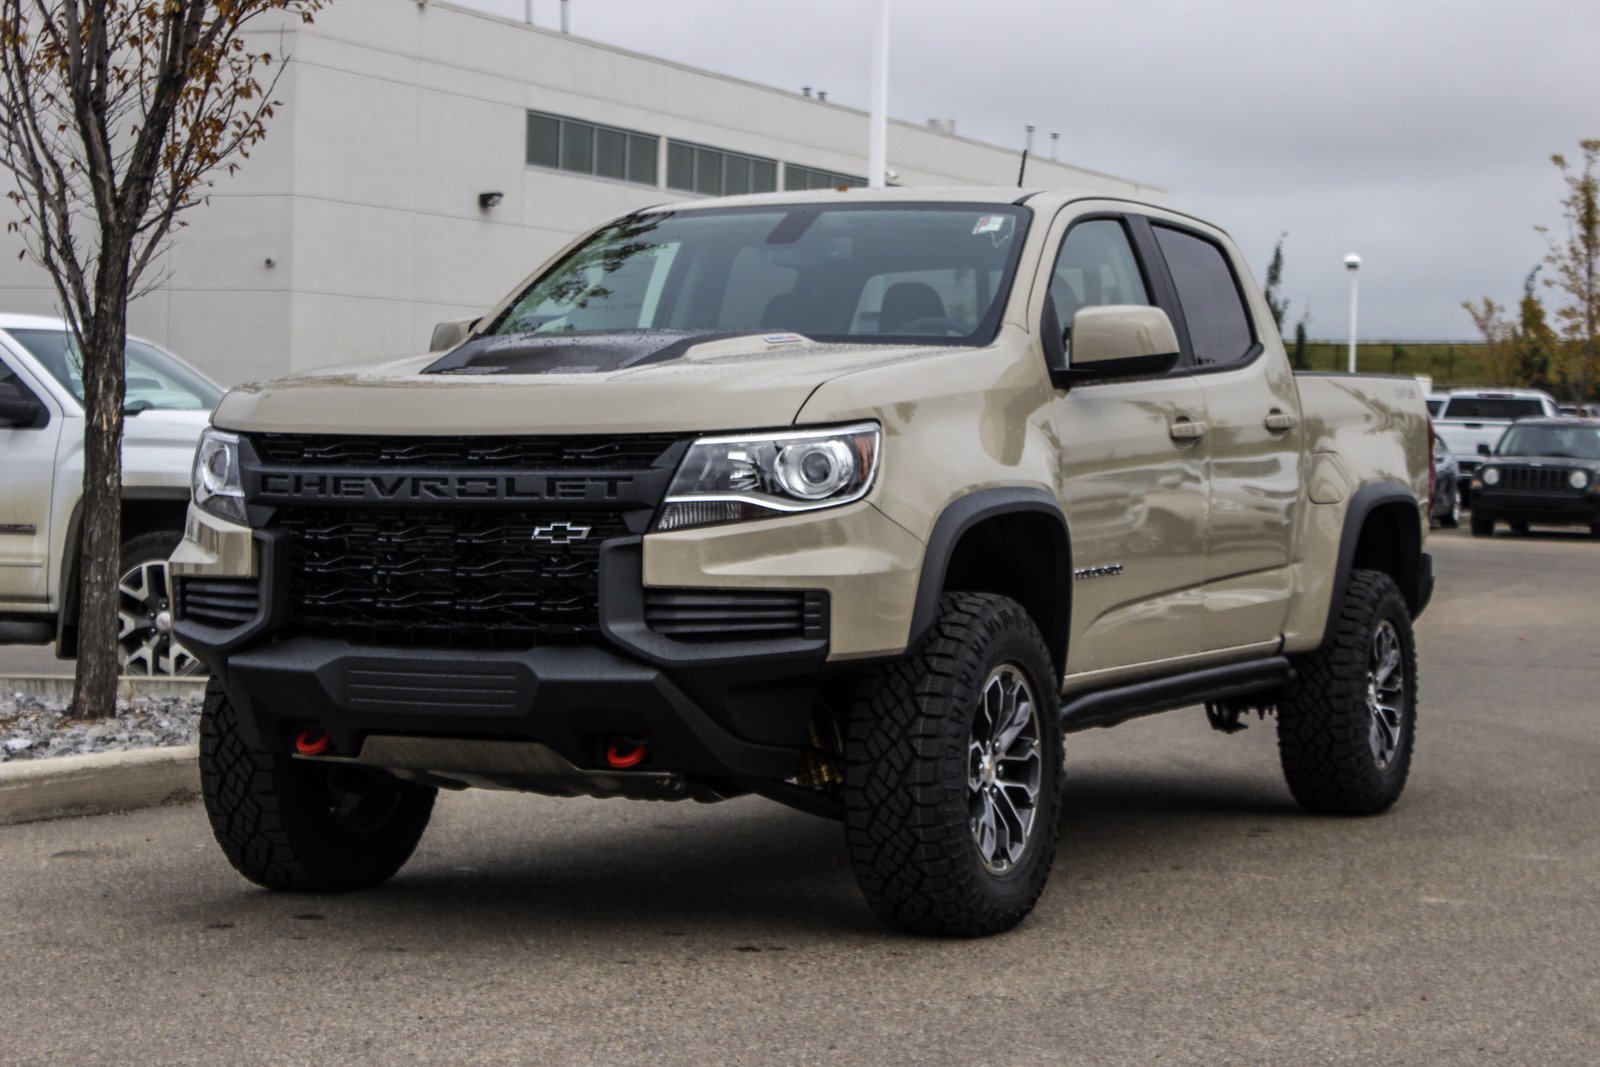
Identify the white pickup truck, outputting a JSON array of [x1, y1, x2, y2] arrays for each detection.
[[0, 314, 220, 675]]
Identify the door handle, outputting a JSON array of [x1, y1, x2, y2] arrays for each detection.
[[1264, 411, 1298, 432], [1169, 418, 1207, 441]]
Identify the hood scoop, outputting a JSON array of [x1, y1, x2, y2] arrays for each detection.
[[423, 330, 754, 376]]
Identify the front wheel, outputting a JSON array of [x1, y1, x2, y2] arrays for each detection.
[[118, 531, 203, 676], [199, 680, 436, 891], [843, 593, 1063, 936], [1471, 514, 1494, 537], [1277, 570, 1416, 815]]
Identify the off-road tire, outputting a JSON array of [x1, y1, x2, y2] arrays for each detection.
[[1471, 514, 1493, 537], [1277, 570, 1416, 816], [199, 679, 436, 891], [1509, 521, 1530, 535], [843, 592, 1063, 936]]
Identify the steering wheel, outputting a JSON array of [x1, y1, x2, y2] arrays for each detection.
[[888, 316, 970, 337]]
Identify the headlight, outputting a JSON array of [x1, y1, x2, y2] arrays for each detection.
[[1569, 469, 1589, 490], [1481, 467, 1500, 486], [655, 422, 880, 531], [192, 428, 246, 524]]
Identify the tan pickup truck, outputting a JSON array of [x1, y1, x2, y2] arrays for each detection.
[[174, 188, 1433, 935]]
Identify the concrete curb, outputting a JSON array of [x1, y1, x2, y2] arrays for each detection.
[[0, 745, 200, 826], [0, 674, 209, 701]]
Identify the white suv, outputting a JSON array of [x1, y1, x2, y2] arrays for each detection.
[[0, 314, 220, 674], [1433, 388, 1564, 491]]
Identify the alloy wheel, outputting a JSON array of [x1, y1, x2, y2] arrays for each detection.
[[117, 558, 202, 676], [1366, 619, 1406, 768], [968, 664, 1044, 873]]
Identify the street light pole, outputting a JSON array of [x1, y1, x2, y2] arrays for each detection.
[[868, 0, 889, 188], [1345, 253, 1362, 373]]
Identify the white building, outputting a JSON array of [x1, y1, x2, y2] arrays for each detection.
[[0, 0, 1161, 386]]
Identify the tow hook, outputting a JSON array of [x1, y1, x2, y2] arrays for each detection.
[[605, 739, 648, 769], [295, 729, 332, 756]]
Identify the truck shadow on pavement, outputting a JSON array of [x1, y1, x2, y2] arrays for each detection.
[[180, 765, 1312, 940]]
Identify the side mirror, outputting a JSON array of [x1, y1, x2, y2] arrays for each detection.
[[0, 380, 46, 428], [1044, 304, 1180, 388], [430, 317, 482, 352], [1477, 442, 1492, 457]]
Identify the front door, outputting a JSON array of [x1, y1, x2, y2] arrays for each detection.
[[1043, 212, 1212, 677], [0, 354, 62, 606]]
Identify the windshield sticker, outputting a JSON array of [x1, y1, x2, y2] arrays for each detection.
[[973, 215, 1006, 235], [763, 333, 806, 345]]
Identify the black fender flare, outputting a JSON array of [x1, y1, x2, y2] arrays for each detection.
[[1321, 482, 1433, 651], [908, 487, 1072, 673], [54, 488, 193, 655]]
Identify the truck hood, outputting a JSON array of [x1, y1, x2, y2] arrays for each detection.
[[212, 332, 950, 435], [121, 407, 212, 446]]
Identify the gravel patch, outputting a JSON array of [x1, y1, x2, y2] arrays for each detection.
[[0, 690, 203, 762]]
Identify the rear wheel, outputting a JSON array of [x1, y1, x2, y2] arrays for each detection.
[[1277, 570, 1416, 815], [843, 593, 1063, 936], [199, 680, 436, 891]]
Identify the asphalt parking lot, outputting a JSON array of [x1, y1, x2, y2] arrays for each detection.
[[2, 525, 1597, 1065]]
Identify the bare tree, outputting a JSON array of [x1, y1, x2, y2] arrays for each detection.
[[0, 0, 324, 716], [1461, 296, 1519, 385], [1539, 139, 1600, 402]]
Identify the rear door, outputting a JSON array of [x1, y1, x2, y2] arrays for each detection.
[[0, 350, 63, 607], [1146, 220, 1301, 649], [1041, 209, 1212, 677]]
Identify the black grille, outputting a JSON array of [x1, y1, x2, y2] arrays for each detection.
[[1496, 466, 1578, 494], [251, 432, 682, 469], [176, 578, 261, 628], [276, 507, 629, 647], [644, 589, 827, 641]]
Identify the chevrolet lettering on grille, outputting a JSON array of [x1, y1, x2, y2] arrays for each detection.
[[252, 471, 634, 503]]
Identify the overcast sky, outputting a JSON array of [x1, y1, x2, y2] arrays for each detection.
[[466, 0, 1599, 342]]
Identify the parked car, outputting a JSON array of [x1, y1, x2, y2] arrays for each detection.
[[0, 314, 221, 675], [1470, 418, 1600, 537], [1426, 391, 1450, 418], [172, 187, 1433, 935], [1431, 432, 1461, 527], [1434, 388, 1563, 504]]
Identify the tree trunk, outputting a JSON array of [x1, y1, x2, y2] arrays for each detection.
[[67, 267, 130, 719]]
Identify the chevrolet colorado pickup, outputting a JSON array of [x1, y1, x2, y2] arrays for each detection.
[[175, 189, 1433, 935], [0, 315, 219, 675]]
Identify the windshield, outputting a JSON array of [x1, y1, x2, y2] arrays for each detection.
[[1441, 396, 1546, 420], [7, 329, 223, 411], [1497, 424, 1600, 460], [490, 203, 1030, 345]]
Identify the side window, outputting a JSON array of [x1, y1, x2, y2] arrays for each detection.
[[1048, 218, 1150, 333], [1152, 225, 1255, 369]]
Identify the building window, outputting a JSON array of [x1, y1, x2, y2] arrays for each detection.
[[526, 111, 659, 187], [665, 140, 777, 197], [784, 164, 867, 191]]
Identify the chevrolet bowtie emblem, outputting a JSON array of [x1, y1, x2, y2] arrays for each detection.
[[531, 521, 592, 545]]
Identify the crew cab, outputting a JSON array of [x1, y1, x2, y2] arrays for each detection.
[[0, 315, 220, 675], [173, 188, 1433, 935]]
